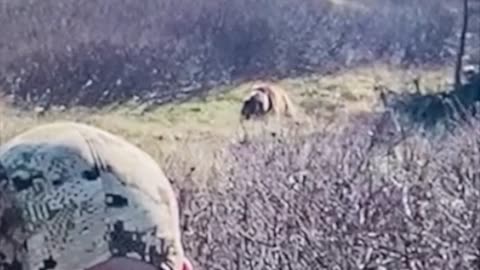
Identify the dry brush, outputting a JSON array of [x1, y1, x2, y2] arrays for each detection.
[[172, 111, 480, 270]]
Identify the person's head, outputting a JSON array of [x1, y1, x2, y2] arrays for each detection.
[[0, 122, 193, 270]]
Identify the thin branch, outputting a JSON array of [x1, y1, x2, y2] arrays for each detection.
[[454, 0, 470, 89]]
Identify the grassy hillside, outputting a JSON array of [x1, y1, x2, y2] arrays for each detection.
[[0, 64, 453, 185], [4, 65, 475, 270], [0, 0, 461, 110]]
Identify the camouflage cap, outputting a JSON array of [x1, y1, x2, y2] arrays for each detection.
[[0, 122, 190, 270]]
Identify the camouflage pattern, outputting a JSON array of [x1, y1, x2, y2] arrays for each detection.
[[0, 122, 185, 270]]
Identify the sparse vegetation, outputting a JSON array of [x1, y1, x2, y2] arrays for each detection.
[[1, 0, 480, 269], [0, 0, 461, 110]]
